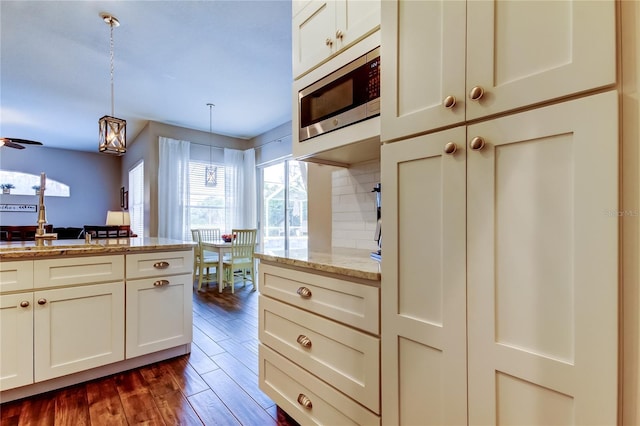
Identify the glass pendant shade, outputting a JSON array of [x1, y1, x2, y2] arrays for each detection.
[[99, 115, 127, 154]]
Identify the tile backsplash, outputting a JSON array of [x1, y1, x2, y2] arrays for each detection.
[[332, 160, 380, 250]]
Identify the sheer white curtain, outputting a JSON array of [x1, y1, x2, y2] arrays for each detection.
[[158, 137, 191, 240], [224, 148, 256, 232]]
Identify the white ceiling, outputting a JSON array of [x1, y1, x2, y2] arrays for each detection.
[[0, 0, 292, 153]]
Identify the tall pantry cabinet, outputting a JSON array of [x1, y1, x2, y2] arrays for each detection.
[[379, 0, 630, 425]]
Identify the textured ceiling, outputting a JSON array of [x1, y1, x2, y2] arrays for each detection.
[[0, 0, 292, 152]]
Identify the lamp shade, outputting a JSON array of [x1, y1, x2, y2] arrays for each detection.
[[106, 210, 130, 226]]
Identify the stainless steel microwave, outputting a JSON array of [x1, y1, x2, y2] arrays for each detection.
[[298, 47, 380, 142]]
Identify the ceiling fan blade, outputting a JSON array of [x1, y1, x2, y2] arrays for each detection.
[[2, 140, 26, 149], [4, 138, 43, 145]]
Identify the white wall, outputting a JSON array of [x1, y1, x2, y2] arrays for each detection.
[[332, 160, 380, 250], [0, 146, 120, 228]]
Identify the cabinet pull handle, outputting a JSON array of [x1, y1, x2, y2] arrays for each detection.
[[297, 393, 313, 409], [444, 142, 457, 155], [468, 86, 485, 101], [153, 279, 170, 287], [153, 261, 170, 269], [20, 301, 30, 308], [325, 37, 333, 47], [297, 335, 312, 348], [297, 287, 312, 298], [469, 136, 486, 151], [335, 29, 344, 40], [443, 95, 456, 109], [37, 298, 47, 305]]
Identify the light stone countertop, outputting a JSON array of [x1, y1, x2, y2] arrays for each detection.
[[255, 247, 381, 281], [0, 237, 195, 260]]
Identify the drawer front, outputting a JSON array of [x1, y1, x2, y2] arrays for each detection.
[[260, 296, 380, 413], [0, 260, 33, 293], [259, 344, 380, 426], [126, 250, 193, 279], [34, 255, 124, 289], [259, 262, 380, 335]]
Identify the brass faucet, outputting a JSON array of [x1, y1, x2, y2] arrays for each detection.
[[35, 172, 57, 246]]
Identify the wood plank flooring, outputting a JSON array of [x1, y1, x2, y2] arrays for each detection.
[[0, 284, 300, 426]]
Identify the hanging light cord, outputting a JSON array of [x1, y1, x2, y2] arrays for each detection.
[[109, 20, 115, 117], [208, 103, 215, 165]]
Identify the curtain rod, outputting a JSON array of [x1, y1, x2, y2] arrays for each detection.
[[190, 141, 225, 150], [190, 134, 290, 151], [255, 135, 290, 150]]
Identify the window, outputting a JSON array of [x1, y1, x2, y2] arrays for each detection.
[[128, 161, 144, 236], [0, 170, 70, 197], [188, 160, 226, 230], [261, 159, 307, 254]]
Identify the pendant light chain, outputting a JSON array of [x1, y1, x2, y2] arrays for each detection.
[[109, 20, 115, 117]]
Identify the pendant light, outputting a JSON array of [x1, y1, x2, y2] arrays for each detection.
[[98, 13, 126, 155], [205, 103, 217, 187]]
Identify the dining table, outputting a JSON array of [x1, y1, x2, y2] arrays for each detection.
[[200, 238, 233, 293]]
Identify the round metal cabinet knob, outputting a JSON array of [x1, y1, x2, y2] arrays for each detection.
[[469, 136, 486, 151], [335, 29, 344, 40], [325, 38, 333, 47], [297, 287, 312, 298], [297, 393, 313, 409], [469, 86, 485, 101], [20, 301, 30, 308], [297, 335, 312, 348], [443, 95, 456, 109], [444, 142, 457, 155], [37, 298, 47, 305]]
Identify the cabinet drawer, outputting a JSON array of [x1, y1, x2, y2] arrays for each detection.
[[34, 255, 124, 289], [126, 250, 193, 279], [260, 344, 380, 426], [260, 296, 380, 413], [0, 260, 33, 293], [259, 262, 379, 334]]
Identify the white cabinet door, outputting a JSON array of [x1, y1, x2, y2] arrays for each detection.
[[466, 0, 615, 120], [0, 293, 33, 391], [126, 273, 192, 358], [381, 126, 468, 426], [466, 91, 618, 425], [380, 0, 466, 142], [293, 0, 337, 78], [0, 260, 33, 293], [293, 0, 380, 79], [338, 0, 380, 51], [34, 282, 125, 382]]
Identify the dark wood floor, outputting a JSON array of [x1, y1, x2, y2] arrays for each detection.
[[0, 283, 299, 426]]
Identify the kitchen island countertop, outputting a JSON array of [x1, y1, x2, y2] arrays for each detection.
[[255, 247, 381, 281], [0, 237, 194, 260]]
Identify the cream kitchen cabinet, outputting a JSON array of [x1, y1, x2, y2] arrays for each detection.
[[380, 0, 616, 143], [258, 260, 380, 425], [0, 256, 125, 391], [0, 291, 34, 391], [34, 282, 125, 382], [293, 0, 380, 79], [381, 90, 619, 425], [125, 251, 193, 358]]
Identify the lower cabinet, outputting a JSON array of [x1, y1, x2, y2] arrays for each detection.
[[126, 273, 192, 358], [34, 282, 125, 382], [0, 292, 34, 391], [258, 261, 380, 425], [0, 248, 193, 396]]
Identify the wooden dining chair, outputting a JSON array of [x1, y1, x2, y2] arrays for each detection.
[[191, 228, 220, 292], [221, 229, 257, 293]]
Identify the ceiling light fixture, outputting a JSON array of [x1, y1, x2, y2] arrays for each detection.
[[98, 13, 126, 155], [205, 103, 217, 187]]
